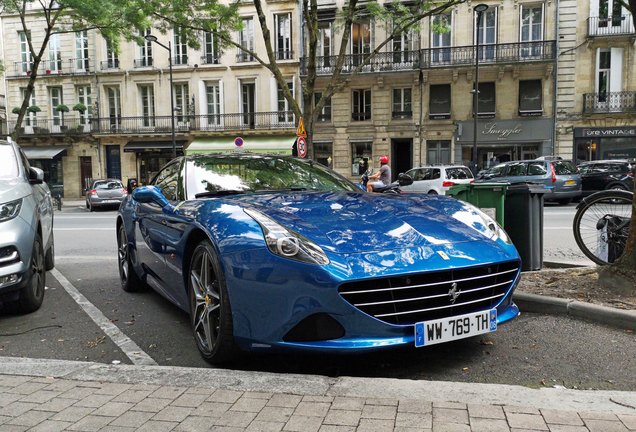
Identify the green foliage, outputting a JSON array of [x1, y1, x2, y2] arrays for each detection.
[[56, 104, 70, 112], [12, 107, 22, 115], [27, 105, 41, 113], [72, 103, 87, 113]]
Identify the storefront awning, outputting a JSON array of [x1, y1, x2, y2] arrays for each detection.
[[124, 140, 186, 152], [187, 136, 295, 155], [22, 146, 68, 160]]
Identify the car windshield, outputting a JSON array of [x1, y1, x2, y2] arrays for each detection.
[[187, 154, 360, 198], [553, 160, 578, 175], [0, 145, 19, 179], [94, 180, 123, 190], [445, 167, 473, 180]]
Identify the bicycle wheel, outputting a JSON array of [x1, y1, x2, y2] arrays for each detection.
[[573, 190, 633, 265]]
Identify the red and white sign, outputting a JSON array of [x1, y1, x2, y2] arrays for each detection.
[[297, 136, 307, 158], [234, 136, 244, 147]]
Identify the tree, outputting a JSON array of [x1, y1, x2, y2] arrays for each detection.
[[597, 0, 636, 289], [146, 0, 465, 159], [2, 0, 150, 138], [56, 104, 69, 127]]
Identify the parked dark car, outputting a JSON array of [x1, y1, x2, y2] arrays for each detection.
[[86, 179, 127, 211], [577, 159, 634, 197], [475, 159, 582, 204], [0, 139, 55, 313]]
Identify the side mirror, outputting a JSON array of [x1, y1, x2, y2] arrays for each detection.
[[132, 186, 170, 208], [29, 167, 44, 184], [397, 173, 414, 186]]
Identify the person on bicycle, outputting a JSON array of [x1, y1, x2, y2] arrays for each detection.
[[367, 155, 392, 192]]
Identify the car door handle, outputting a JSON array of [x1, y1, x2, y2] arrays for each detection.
[[161, 219, 168, 225]]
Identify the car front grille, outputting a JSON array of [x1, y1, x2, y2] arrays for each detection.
[[0, 246, 20, 267], [338, 260, 520, 325]]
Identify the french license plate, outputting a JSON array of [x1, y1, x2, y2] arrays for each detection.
[[414, 309, 497, 347], [564, 180, 575, 185]]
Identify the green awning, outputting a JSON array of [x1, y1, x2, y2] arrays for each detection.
[[187, 135, 295, 155]]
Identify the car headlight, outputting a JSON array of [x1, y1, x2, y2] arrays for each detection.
[[0, 199, 22, 223], [244, 208, 330, 265], [478, 210, 512, 244]]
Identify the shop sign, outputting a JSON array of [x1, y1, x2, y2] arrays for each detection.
[[481, 123, 523, 140], [455, 118, 553, 142], [575, 127, 636, 138]]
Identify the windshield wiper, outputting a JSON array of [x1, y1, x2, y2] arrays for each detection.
[[195, 190, 248, 198]]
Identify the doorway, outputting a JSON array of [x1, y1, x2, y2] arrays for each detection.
[[80, 156, 92, 195], [391, 138, 413, 182], [106, 145, 122, 180]]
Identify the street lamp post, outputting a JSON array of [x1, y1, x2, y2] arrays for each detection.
[[472, 4, 488, 175], [145, 34, 177, 159]]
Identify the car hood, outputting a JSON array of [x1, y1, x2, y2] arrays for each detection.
[[0, 179, 30, 203], [231, 192, 500, 255]]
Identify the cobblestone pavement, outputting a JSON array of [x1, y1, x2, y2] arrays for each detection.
[[1, 358, 635, 432]]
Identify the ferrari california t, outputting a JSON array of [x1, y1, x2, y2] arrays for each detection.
[[116, 153, 521, 363]]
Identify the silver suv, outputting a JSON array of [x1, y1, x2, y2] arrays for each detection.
[[399, 165, 474, 195], [0, 139, 55, 313]]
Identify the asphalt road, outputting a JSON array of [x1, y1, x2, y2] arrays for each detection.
[[0, 204, 633, 392]]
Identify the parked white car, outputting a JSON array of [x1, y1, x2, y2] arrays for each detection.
[[399, 165, 474, 195]]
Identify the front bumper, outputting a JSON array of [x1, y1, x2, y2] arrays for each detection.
[[0, 215, 35, 296]]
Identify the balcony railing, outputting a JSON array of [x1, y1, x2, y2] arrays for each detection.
[[11, 58, 96, 77], [100, 59, 120, 70], [301, 41, 555, 76], [200, 54, 221, 65], [583, 91, 636, 114], [588, 15, 635, 37], [8, 111, 296, 136]]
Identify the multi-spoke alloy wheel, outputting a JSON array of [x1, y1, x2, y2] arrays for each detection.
[[117, 224, 142, 291], [17, 234, 45, 313], [189, 240, 237, 363]]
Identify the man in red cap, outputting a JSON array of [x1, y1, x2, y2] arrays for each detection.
[[366, 155, 392, 192]]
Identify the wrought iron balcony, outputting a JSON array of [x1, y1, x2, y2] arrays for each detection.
[[9, 111, 296, 137], [583, 91, 636, 114], [100, 59, 120, 70], [301, 41, 555, 76], [11, 58, 96, 77], [200, 54, 221, 65], [588, 15, 635, 37]]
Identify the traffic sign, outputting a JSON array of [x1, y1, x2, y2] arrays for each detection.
[[234, 136, 244, 147], [296, 117, 307, 137], [297, 136, 307, 158]]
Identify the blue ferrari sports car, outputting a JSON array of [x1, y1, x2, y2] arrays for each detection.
[[116, 153, 521, 363]]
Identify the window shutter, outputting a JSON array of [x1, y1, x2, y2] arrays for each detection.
[[610, 47, 623, 93]]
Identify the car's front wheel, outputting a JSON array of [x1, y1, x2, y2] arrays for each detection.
[[189, 240, 237, 364], [18, 233, 46, 313], [117, 224, 144, 292]]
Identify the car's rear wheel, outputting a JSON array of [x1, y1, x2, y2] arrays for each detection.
[[189, 240, 237, 364], [607, 184, 628, 191], [428, 190, 438, 195], [17, 233, 46, 313], [88, 200, 94, 212], [117, 224, 144, 292], [556, 198, 572, 205]]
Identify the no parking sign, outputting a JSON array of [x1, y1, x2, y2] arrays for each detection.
[[234, 136, 244, 147], [297, 136, 307, 158]]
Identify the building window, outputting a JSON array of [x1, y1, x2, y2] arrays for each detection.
[[427, 140, 451, 165], [49, 87, 63, 126], [174, 27, 188, 65], [238, 17, 254, 62], [106, 86, 121, 130], [138, 29, 153, 67], [351, 141, 372, 176], [105, 39, 119, 68], [203, 31, 220, 64], [352, 89, 371, 121], [475, 82, 495, 118], [275, 13, 292, 60], [519, 80, 542, 116], [392, 23, 414, 64], [206, 82, 221, 126], [139, 85, 155, 127], [240, 81, 256, 128], [75, 30, 89, 72], [351, 18, 371, 66], [20, 31, 32, 74], [174, 83, 189, 122], [76, 85, 92, 126], [392, 88, 412, 119], [20, 88, 36, 126], [429, 84, 451, 119], [314, 92, 331, 122], [48, 34, 62, 73], [277, 80, 294, 123], [317, 19, 332, 69], [431, 13, 451, 64], [476, 8, 497, 61], [314, 141, 333, 168], [520, 4, 544, 58]]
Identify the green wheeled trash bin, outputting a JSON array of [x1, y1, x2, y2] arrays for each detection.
[[447, 182, 508, 226], [503, 183, 545, 271]]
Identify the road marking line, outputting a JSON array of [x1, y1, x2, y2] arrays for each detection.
[[49, 268, 157, 366], [56, 256, 117, 261], [54, 228, 114, 231], [544, 227, 575, 230]]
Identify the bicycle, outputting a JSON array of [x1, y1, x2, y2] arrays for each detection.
[[572, 189, 633, 265]]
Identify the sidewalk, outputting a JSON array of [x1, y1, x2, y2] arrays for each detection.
[[1, 356, 635, 432]]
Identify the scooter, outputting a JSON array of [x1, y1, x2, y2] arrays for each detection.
[[359, 170, 413, 194]]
